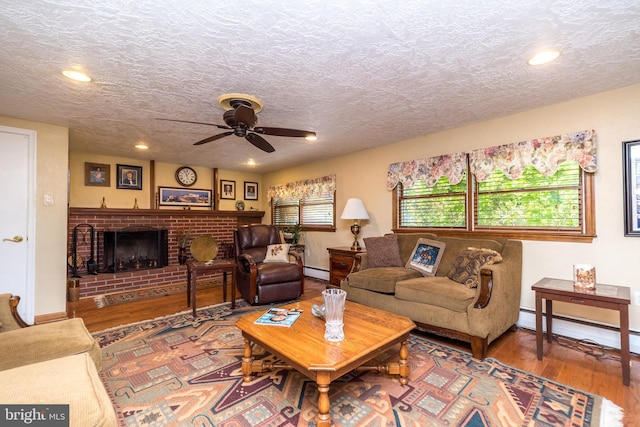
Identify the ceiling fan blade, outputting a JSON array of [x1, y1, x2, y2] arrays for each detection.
[[156, 118, 230, 130], [194, 131, 234, 145], [234, 105, 256, 127], [246, 132, 275, 153], [253, 127, 316, 138]]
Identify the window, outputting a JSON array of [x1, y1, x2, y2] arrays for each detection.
[[399, 174, 467, 228], [269, 175, 336, 231], [395, 161, 595, 241], [272, 192, 335, 230], [390, 130, 598, 242]]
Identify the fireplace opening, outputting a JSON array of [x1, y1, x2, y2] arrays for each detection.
[[102, 226, 168, 273]]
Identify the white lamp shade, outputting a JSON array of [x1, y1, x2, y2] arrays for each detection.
[[340, 198, 369, 220]]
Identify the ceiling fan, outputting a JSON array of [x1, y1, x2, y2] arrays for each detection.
[[157, 94, 316, 153]]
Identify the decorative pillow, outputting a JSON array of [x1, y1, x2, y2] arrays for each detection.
[[363, 235, 403, 268], [405, 238, 446, 277], [264, 243, 291, 263], [446, 247, 503, 288]]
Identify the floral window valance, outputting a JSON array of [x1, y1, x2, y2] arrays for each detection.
[[387, 153, 466, 190], [268, 175, 336, 202], [387, 129, 597, 189], [469, 129, 597, 182]]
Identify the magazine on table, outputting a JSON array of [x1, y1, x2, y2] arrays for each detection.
[[254, 308, 303, 327]]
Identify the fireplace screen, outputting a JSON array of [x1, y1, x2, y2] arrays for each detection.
[[102, 226, 168, 273]]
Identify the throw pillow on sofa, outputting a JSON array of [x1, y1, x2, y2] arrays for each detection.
[[446, 247, 503, 288], [405, 238, 446, 276], [363, 235, 403, 268], [264, 244, 291, 263]]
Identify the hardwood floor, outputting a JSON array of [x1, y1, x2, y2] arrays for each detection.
[[68, 278, 639, 425]]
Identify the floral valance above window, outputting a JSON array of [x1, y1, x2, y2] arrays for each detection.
[[268, 175, 336, 202], [387, 129, 597, 189], [387, 152, 466, 190], [469, 129, 597, 182]]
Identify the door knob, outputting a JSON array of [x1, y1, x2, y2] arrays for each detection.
[[2, 235, 24, 243]]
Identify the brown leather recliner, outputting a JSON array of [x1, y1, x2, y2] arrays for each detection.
[[234, 224, 304, 305]]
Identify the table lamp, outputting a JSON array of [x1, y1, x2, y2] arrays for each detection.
[[340, 198, 369, 250]]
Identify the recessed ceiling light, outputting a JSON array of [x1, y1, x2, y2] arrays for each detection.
[[135, 143, 148, 150], [527, 49, 561, 66], [62, 70, 92, 82], [246, 159, 257, 167]]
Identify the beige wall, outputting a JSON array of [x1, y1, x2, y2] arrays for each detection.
[[0, 116, 69, 318], [69, 153, 264, 211], [265, 83, 640, 330]]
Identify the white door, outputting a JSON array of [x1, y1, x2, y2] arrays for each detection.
[[0, 125, 36, 323]]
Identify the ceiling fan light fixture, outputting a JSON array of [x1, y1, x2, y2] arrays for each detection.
[[527, 49, 561, 66], [305, 134, 318, 141], [62, 69, 92, 82], [218, 93, 263, 113]]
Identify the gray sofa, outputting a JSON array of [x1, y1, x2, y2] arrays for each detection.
[[340, 233, 523, 359]]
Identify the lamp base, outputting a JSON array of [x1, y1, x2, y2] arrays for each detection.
[[350, 222, 361, 251]]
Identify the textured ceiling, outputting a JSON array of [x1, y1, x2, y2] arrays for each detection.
[[1, 0, 639, 173]]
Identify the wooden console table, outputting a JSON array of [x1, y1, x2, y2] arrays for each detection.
[[186, 259, 236, 317], [531, 277, 631, 386]]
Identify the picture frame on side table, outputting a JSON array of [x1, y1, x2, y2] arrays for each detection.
[[158, 187, 212, 207], [244, 181, 258, 200], [623, 139, 640, 236], [116, 164, 142, 190], [84, 162, 110, 187], [220, 179, 236, 200]]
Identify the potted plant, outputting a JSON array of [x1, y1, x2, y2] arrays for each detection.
[[280, 224, 304, 244]]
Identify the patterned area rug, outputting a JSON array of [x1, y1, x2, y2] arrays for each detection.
[[93, 303, 623, 427], [93, 278, 221, 308]]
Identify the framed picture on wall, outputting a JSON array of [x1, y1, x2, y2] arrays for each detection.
[[116, 164, 142, 190], [84, 162, 110, 187], [244, 181, 258, 200], [158, 187, 212, 207], [220, 179, 236, 200], [623, 139, 640, 236]]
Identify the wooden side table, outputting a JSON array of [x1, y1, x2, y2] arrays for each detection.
[[186, 259, 237, 317], [327, 247, 366, 288], [531, 277, 631, 386]]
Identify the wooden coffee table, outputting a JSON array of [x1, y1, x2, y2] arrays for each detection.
[[236, 297, 416, 427]]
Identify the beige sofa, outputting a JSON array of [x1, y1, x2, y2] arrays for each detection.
[[0, 294, 116, 426], [340, 233, 522, 359]]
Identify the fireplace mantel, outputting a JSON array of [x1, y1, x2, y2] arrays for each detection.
[[69, 207, 265, 222], [68, 208, 264, 297]]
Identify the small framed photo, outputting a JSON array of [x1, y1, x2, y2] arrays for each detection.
[[116, 164, 142, 190], [220, 179, 236, 200], [244, 181, 258, 200], [159, 187, 212, 207], [84, 162, 110, 187], [623, 139, 640, 236]]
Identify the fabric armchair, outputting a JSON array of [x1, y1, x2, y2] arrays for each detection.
[[234, 224, 304, 305]]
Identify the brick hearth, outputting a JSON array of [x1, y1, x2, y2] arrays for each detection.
[[68, 208, 263, 298]]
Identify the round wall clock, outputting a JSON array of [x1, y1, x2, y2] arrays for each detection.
[[175, 166, 197, 187]]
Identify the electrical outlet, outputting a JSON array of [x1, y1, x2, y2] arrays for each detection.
[[634, 291, 640, 307]]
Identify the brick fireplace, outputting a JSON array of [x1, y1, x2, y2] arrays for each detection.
[[68, 208, 263, 298]]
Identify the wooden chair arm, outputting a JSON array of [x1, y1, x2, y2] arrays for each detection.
[[351, 253, 367, 273], [9, 295, 30, 328], [474, 269, 494, 309]]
